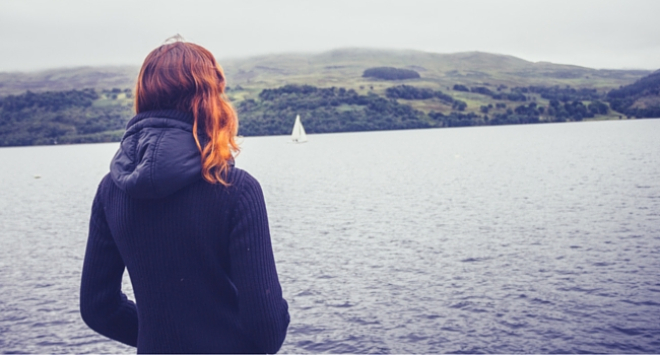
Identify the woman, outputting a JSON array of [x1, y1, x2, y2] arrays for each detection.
[[80, 39, 289, 354]]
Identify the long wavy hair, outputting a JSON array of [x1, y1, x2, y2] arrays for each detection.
[[135, 38, 239, 185]]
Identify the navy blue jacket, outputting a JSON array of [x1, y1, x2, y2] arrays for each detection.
[[80, 110, 289, 353]]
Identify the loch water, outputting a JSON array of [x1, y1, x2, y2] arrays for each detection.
[[1, 119, 659, 353]]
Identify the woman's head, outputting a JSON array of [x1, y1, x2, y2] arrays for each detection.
[[135, 37, 239, 185]]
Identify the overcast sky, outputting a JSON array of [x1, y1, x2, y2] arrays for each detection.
[[1, 0, 659, 72]]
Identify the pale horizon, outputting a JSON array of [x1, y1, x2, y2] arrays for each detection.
[[1, 0, 659, 72]]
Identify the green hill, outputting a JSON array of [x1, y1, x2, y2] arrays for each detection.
[[220, 48, 650, 89], [0, 48, 651, 97], [0, 48, 657, 147]]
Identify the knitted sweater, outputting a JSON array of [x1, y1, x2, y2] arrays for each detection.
[[80, 110, 289, 354]]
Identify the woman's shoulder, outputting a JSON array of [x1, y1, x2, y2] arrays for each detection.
[[225, 167, 263, 193], [94, 167, 263, 201]]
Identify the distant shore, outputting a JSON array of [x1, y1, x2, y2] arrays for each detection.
[[1, 49, 658, 147]]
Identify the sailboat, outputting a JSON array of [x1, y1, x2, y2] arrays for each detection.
[[290, 114, 308, 143]]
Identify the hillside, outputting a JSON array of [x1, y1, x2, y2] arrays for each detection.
[[0, 66, 138, 97], [0, 48, 657, 146], [0, 49, 651, 97], [606, 70, 660, 118], [221, 49, 650, 92]]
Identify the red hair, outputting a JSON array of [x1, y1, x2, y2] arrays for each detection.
[[135, 39, 239, 185]]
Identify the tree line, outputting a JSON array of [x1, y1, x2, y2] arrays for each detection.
[[0, 88, 131, 146], [238, 84, 430, 135], [453, 84, 605, 103], [237, 84, 615, 134], [1, 72, 658, 147], [384, 85, 466, 111], [452, 80, 659, 119], [606, 70, 660, 118]]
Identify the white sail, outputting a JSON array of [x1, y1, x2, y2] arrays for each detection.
[[290, 115, 308, 143]]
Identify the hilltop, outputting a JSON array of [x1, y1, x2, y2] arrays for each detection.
[[221, 48, 649, 90], [0, 48, 651, 97]]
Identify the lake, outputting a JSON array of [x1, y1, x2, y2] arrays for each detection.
[[1, 119, 659, 353]]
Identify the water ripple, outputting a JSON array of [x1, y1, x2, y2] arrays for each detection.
[[1, 120, 660, 353]]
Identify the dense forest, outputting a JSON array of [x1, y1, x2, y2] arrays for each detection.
[[0, 88, 132, 146], [606, 70, 660, 118], [1, 68, 659, 146], [237, 85, 430, 135], [235, 83, 626, 131], [385, 85, 457, 104]]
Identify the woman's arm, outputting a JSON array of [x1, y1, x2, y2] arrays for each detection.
[[80, 188, 138, 347], [229, 173, 290, 354]]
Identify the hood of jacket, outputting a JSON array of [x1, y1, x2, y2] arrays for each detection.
[[110, 110, 205, 199]]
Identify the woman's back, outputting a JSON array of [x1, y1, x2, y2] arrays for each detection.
[[85, 175, 288, 353], [80, 40, 289, 354]]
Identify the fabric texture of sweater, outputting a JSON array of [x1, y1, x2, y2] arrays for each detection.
[[80, 110, 289, 354]]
